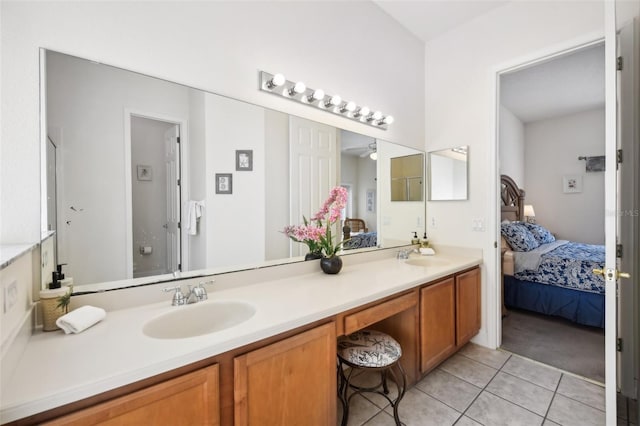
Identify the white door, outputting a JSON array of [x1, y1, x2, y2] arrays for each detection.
[[617, 17, 639, 401], [164, 124, 181, 272], [604, 3, 623, 421], [289, 116, 338, 256]]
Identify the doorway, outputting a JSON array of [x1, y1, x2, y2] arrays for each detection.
[[497, 41, 607, 383], [130, 116, 182, 278]]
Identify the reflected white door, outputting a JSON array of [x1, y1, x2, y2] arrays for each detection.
[[616, 18, 639, 400], [289, 116, 338, 256], [165, 125, 181, 272]]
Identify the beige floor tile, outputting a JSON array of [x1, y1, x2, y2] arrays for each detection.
[[415, 368, 481, 412], [543, 420, 561, 426], [466, 392, 543, 426], [556, 374, 605, 411], [618, 394, 629, 421], [459, 342, 511, 369], [501, 355, 562, 391], [455, 416, 483, 426], [384, 388, 461, 426], [346, 369, 399, 410], [338, 393, 382, 426], [546, 394, 605, 426], [439, 353, 498, 388], [486, 371, 554, 416], [361, 411, 395, 426]]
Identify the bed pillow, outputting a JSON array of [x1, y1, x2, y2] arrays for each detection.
[[523, 223, 555, 244], [500, 222, 540, 252]]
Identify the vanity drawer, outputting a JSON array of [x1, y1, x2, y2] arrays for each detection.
[[343, 292, 417, 335]]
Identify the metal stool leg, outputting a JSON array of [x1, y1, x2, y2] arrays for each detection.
[[387, 361, 407, 426]]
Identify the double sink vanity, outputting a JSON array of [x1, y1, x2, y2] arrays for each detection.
[[1, 247, 481, 425]]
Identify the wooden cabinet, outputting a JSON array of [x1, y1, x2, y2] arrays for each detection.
[[45, 364, 220, 426], [456, 267, 481, 345], [233, 322, 336, 426], [420, 267, 481, 373], [420, 278, 456, 373]]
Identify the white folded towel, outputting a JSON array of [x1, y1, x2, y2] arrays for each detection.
[[56, 306, 106, 334], [185, 200, 205, 236]]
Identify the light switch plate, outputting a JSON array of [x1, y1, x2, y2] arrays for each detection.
[[4, 280, 18, 314], [472, 218, 485, 232]]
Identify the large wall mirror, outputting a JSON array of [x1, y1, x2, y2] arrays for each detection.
[[428, 146, 469, 201], [42, 49, 426, 292]]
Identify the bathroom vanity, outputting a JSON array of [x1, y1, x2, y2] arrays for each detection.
[[1, 249, 481, 425]]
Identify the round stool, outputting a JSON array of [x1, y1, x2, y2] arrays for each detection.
[[337, 329, 407, 426]]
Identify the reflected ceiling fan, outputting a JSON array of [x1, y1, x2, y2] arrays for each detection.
[[343, 142, 377, 160]]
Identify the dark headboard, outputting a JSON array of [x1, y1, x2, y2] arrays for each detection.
[[500, 175, 525, 222]]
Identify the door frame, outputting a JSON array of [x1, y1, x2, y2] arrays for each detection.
[[489, 31, 616, 415], [123, 109, 189, 278]]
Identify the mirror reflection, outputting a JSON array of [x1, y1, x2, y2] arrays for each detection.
[[428, 146, 469, 201], [390, 154, 424, 201], [43, 49, 425, 290]]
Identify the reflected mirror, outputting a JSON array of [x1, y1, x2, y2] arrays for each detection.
[[390, 154, 424, 201], [42, 49, 426, 291], [428, 146, 468, 201]]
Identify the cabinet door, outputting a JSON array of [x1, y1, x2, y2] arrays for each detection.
[[46, 364, 220, 426], [234, 322, 336, 426], [456, 267, 481, 346], [420, 278, 455, 373]]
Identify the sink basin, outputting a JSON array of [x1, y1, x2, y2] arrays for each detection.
[[404, 258, 451, 268], [143, 301, 256, 339]]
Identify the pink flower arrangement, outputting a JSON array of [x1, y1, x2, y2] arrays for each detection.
[[284, 186, 349, 257]]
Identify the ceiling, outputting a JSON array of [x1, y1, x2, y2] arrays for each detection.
[[373, 0, 508, 42], [373, 1, 605, 124], [500, 43, 605, 123]]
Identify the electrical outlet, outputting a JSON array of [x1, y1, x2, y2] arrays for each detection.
[[431, 217, 436, 228], [472, 218, 485, 232], [4, 280, 18, 314]]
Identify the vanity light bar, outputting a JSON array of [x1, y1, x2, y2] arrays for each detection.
[[259, 71, 392, 130]]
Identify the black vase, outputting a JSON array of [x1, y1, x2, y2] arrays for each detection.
[[305, 252, 323, 261], [320, 255, 343, 274]]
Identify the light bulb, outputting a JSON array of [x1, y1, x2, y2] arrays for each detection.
[[288, 81, 306, 96], [382, 115, 394, 125], [307, 89, 325, 103], [325, 95, 342, 108], [372, 111, 383, 120], [354, 106, 370, 118], [340, 101, 356, 113], [369, 152, 378, 160], [270, 73, 286, 88]]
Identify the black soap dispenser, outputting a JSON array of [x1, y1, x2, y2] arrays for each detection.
[[411, 231, 420, 245], [50, 263, 67, 289]]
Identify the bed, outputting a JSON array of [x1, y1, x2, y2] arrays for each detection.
[[500, 175, 605, 328], [342, 218, 377, 250]]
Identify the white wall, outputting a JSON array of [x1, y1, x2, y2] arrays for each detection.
[[357, 157, 377, 232], [499, 105, 525, 186], [187, 90, 207, 270], [424, 1, 604, 347], [524, 108, 605, 244], [205, 95, 265, 268], [1, 0, 424, 244]]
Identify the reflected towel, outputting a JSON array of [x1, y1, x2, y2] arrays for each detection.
[[185, 200, 205, 235], [56, 306, 106, 334]]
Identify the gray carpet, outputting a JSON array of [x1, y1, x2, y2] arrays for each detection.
[[501, 308, 605, 383]]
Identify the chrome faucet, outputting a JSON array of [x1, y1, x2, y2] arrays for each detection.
[[163, 285, 186, 306], [164, 280, 215, 306]]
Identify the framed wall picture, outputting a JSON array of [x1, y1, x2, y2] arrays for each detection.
[[563, 175, 582, 193], [366, 189, 376, 213], [236, 150, 253, 171], [137, 165, 152, 181], [216, 173, 233, 194]]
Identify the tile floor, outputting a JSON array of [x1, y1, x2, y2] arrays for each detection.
[[337, 343, 637, 426]]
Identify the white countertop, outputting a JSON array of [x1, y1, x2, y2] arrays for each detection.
[[0, 252, 481, 423]]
